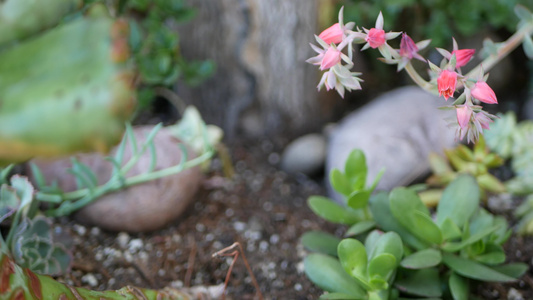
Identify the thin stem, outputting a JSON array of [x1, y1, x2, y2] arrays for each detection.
[[459, 22, 533, 88], [404, 62, 435, 94]]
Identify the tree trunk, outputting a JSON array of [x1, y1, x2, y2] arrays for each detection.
[[174, 0, 322, 140]]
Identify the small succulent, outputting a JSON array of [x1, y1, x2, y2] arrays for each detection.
[[422, 135, 505, 205], [302, 149, 527, 300], [0, 175, 72, 276]]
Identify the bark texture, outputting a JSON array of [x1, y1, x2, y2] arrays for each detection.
[[174, 0, 320, 139]]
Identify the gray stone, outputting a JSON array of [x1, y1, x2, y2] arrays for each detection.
[[30, 126, 203, 232], [327, 86, 457, 202], [281, 133, 327, 175]]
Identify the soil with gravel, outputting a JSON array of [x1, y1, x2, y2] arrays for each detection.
[[49, 138, 533, 300]]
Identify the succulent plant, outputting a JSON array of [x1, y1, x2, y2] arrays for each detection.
[[421, 135, 505, 205]]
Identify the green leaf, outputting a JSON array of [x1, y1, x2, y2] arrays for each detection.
[[345, 220, 376, 237], [441, 225, 499, 252], [442, 253, 519, 282], [319, 293, 360, 300], [368, 168, 385, 193], [411, 211, 443, 245], [347, 190, 371, 210], [304, 253, 366, 297], [344, 149, 367, 190], [369, 232, 403, 263], [394, 268, 442, 298], [308, 196, 362, 224], [301, 231, 341, 257], [337, 239, 368, 281], [449, 272, 469, 300], [368, 253, 397, 283], [440, 218, 462, 240], [389, 187, 430, 225], [490, 263, 529, 279], [436, 175, 480, 228], [330, 169, 352, 197], [400, 249, 442, 269], [369, 192, 428, 250], [515, 5, 533, 22]]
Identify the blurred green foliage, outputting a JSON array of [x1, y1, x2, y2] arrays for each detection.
[[343, 0, 533, 47], [83, 0, 214, 110]]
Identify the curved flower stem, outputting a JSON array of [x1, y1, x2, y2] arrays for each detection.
[[404, 62, 436, 94], [458, 22, 533, 88]]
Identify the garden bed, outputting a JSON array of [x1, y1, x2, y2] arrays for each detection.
[[51, 138, 533, 299]]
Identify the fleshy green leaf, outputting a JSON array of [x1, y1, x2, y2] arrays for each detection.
[[345, 220, 376, 237], [344, 149, 367, 190], [411, 211, 443, 245], [369, 232, 403, 263], [441, 225, 499, 252], [369, 192, 428, 250], [330, 169, 353, 197], [440, 218, 462, 240], [308, 196, 362, 224], [394, 268, 442, 298], [490, 263, 529, 279], [523, 34, 533, 60], [449, 272, 469, 300], [442, 253, 519, 282], [301, 231, 341, 257], [304, 253, 366, 297], [400, 249, 442, 269], [436, 174, 480, 228], [368, 253, 397, 284], [319, 292, 360, 300], [338, 239, 368, 282], [347, 190, 371, 210]]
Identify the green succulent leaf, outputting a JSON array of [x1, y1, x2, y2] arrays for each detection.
[[304, 253, 366, 297], [442, 253, 520, 282], [441, 225, 499, 252], [369, 192, 428, 250], [368, 253, 397, 284], [345, 220, 376, 237], [412, 211, 443, 245], [472, 244, 505, 265], [436, 174, 480, 228], [347, 190, 371, 210], [308, 196, 362, 225], [330, 169, 353, 197], [337, 239, 368, 282], [449, 272, 469, 300], [301, 231, 341, 257], [400, 249, 442, 269], [394, 268, 442, 298], [490, 263, 529, 279], [440, 217, 462, 240], [344, 149, 367, 190], [368, 231, 403, 263], [319, 292, 360, 300]]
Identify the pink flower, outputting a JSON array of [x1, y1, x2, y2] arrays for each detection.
[[456, 105, 472, 129], [451, 49, 475, 69], [320, 47, 342, 70], [471, 81, 497, 104], [319, 23, 343, 44], [365, 28, 386, 49], [437, 70, 458, 100], [399, 33, 425, 61]]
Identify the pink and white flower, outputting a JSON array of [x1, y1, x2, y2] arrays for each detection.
[[437, 70, 458, 100], [471, 81, 497, 104]]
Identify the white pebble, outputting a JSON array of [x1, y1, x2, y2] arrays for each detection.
[[233, 222, 246, 232], [73, 224, 87, 236], [81, 273, 98, 287], [90, 227, 101, 236], [128, 239, 144, 253], [117, 232, 130, 249]]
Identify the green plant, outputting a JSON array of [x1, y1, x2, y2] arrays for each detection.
[[420, 135, 505, 205], [302, 150, 527, 299], [85, 0, 215, 111]]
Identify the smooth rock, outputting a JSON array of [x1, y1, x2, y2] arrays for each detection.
[[327, 86, 457, 202], [281, 133, 327, 175], [30, 126, 203, 232]]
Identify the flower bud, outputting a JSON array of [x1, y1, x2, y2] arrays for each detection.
[[437, 70, 457, 100], [365, 28, 385, 49], [319, 23, 343, 44], [400, 33, 418, 59], [471, 81, 497, 104], [451, 49, 475, 69], [456, 105, 472, 129], [320, 47, 341, 70]]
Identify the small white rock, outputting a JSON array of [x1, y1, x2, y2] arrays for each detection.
[[117, 232, 130, 249], [508, 288, 524, 300], [281, 133, 327, 175], [128, 239, 144, 253], [81, 273, 98, 287]]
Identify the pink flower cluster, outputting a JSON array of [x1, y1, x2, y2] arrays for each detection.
[[306, 8, 499, 143]]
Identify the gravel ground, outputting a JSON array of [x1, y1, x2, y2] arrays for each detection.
[[48, 138, 533, 299]]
